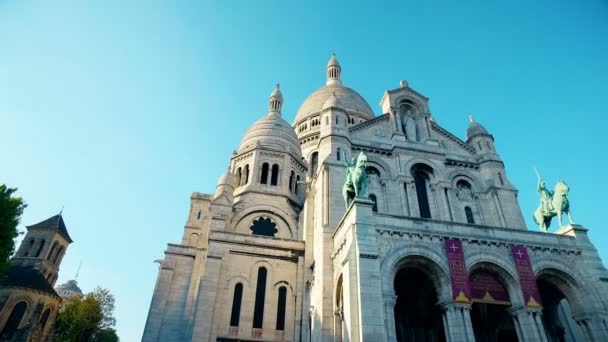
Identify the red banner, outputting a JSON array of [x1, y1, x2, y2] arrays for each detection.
[[445, 239, 471, 303], [470, 272, 510, 304], [511, 245, 543, 308]]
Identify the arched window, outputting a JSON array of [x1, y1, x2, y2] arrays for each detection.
[[369, 194, 378, 212], [336, 148, 341, 161], [413, 169, 432, 219], [276, 286, 287, 331], [235, 167, 242, 186], [465, 206, 475, 224], [230, 283, 243, 327], [47, 242, 58, 261], [34, 239, 46, 258], [243, 165, 250, 185], [22, 238, 35, 257], [53, 246, 64, 265], [335, 116, 339, 125], [478, 142, 482, 151], [197, 210, 202, 220], [271, 164, 279, 186], [289, 171, 295, 192], [250, 217, 278, 237], [39, 308, 52, 329], [498, 172, 504, 186], [295, 175, 301, 194], [486, 141, 491, 150], [310, 152, 319, 175], [260, 163, 269, 184], [0, 301, 28, 339], [365, 166, 381, 178], [253, 267, 268, 330]]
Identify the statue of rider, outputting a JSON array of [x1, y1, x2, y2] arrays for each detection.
[[537, 179, 554, 215]]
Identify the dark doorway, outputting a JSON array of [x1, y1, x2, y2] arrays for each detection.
[[469, 271, 518, 342], [538, 279, 583, 342], [394, 268, 445, 342], [471, 302, 518, 342]]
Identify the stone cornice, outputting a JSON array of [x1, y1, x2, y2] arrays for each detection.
[[430, 122, 475, 154]]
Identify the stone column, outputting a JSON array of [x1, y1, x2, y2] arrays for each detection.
[[440, 302, 475, 342], [383, 294, 397, 342], [405, 181, 418, 217], [511, 307, 548, 342], [574, 314, 608, 342]]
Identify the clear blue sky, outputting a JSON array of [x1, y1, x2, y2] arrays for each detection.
[[1, 1, 607, 340]]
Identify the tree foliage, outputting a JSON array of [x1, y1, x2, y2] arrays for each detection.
[[55, 287, 119, 342], [0, 184, 27, 278]]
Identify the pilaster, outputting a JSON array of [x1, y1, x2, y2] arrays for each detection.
[[440, 302, 475, 342]]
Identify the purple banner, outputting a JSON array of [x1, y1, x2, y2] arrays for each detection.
[[511, 245, 543, 308], [470, 272, 510, 304], [445, 239, 471, 303]]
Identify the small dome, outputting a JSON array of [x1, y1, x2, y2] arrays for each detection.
[[294, 84, 374, 124], [239, 112, 301, 158], [466, 115, 490, 140], [55, 279, 83, 298], [239, 85, 301, 157]]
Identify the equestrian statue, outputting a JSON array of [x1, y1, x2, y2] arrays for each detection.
[[533, 170, 575, 231], [342, 152, 368, 208]]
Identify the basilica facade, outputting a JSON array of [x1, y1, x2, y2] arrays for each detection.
[[142, 55, 608, 342]]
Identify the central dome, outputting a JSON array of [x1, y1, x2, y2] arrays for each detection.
[[293, 84, 375, 125], [293, 54, 374, 125]]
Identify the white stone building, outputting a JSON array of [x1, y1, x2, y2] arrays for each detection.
[[142, 55, 608, 342]]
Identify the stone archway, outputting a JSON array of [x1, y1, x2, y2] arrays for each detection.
[[467, 261, 522, 342], [392, 255, 448, 342], [536, 268, 586, 342]]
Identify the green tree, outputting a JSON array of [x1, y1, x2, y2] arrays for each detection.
[[55, 288, 119, 342], [0, 184, 27, 278]]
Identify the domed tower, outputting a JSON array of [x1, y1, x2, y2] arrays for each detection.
[[293, 54, 375, 174], [230, 84, 307, 235]]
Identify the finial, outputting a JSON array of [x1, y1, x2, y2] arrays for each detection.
[[59, 205, 64, 216], [326, 53, 342, 86], [268, 83, 283, 115], [400, 80, 408, 88], [469, 115, 475, 123]]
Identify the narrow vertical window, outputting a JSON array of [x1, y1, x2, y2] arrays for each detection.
[[336, 148, 341, 161], [478, 142, 482, 151], [310, 152, 318, 175], [369, 194, 378, 212], [253, 267, 267, 329], [465, 206, 475, 224], [271, 164, 279, 186], [486, 141, 491, 149], [326, 116, 329, 125], [414, 171, 431, 218], [335, 116, 339, 125], [47, 242, 58, 260], [295, 175, 301, 194], [39, 308, 51, 329], [34, 239, 45, 258], [261, 163, 269, 184], [236, 167, 242, 186], [197, 210, 202, 220], [244, 165, 250, 185], [53, 246, 64, 265], [276, 286, 287, 331], [289, 171, 295, 192], [230, 283, 243, 327], [498, 172, 504, 185], [23, 238, 35, 257]]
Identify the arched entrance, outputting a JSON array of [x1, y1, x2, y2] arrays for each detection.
[[394, 267, 446, 342], [469, 268, 518, 342], [537, 270, 585, 342]]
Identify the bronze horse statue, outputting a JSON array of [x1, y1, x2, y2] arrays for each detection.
[[533, 180, 575, 231], [342, 152, 368, 208]]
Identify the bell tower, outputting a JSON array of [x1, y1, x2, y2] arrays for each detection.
[[13, 214, 73, 286]]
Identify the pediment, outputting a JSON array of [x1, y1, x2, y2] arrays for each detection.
[[211, 193, 232, 206], [349, 115, 392, 141], [430, 122, 476, 155]]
